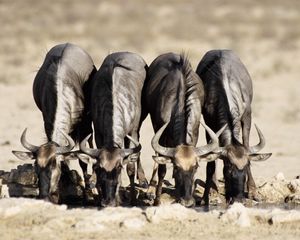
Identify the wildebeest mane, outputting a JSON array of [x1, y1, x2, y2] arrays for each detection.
[[171, 53, 201, 145], [196, 51, 235, 139]]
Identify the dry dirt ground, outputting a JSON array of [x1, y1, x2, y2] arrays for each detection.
[[0, 0, 300, 239]]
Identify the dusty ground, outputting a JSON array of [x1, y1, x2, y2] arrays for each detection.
[[0, 0, 300, 239]]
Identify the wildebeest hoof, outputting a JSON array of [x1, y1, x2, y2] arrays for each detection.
[[84, 188, 95, 204], [47, 193, 60, 204], [101, 199, 118, 207], [130, 199, 137, 206], [154, 198, 161, 206], [248, 190, 261, 202], [179, 198, 195, 208], [146, 185, 156, 200]]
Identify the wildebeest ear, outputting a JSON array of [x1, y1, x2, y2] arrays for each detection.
[[152, 155, 172, 165], [64, 152, 96, 165], [12, 150, 35, 160], [249, 153, 272, 162], [197, 152, 221, 163]]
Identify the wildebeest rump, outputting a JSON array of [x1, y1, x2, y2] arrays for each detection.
[[12, 43, 96, 203], [142, 53, 222, 207], [80, 52, 147, 207], [196, 49, 272, 204]]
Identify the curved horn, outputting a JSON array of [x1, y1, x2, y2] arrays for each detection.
[[212, 124, 228, 154], [195, 120, 219, 156], [121, 135, 142, 157], [151, 121, 176, 158], [55, 130, 76, 154], [249, 124, 266, 154], [20, 128, 39, 152], [79, 134, 101, 158]]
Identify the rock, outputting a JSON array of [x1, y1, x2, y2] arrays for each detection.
[[270, 210, 300, 224], [7, 183, 38, 197], [160, 192, 176, 204], [8, 164, 37, 186], [0, 171, 10, 184], [285, 194, 300, 204], [288, 179, 300, 193], [274, 172, 285, 181], [145, 204, 198, 224], [220, 203, 251, 227], [257, 179, 290, 203], [0, 184, 9, 198]]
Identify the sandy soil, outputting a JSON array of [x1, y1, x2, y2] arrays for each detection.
[[0, 0, 300, 239]]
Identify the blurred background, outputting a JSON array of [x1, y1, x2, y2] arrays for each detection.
[[0, 0, 299, 181]]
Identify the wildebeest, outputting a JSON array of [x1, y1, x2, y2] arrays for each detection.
[[196, 49, 272, 204], [79, 52, 147, 207], [142, 53, 222, 207], [12, 43, 96, 203]]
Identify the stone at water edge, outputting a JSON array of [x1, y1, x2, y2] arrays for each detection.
[[0, 164, 87, 202], [257, 173, 290, 203], [220, 203, 251, 227], [285, 194, 300, 204], [0, 170, 10, 184], [274, 172, 285, 181], [288, 179, 300, 193], [8, 164, 37, 186], [144, 204, 199, 224], [7, 183, 38, 197]]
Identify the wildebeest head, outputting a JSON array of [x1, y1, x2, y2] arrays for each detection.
[[12, 128, 75, 203], [151, 121, 223, 207], [219, 124, 272, 203], [79, 135, 141, 207]]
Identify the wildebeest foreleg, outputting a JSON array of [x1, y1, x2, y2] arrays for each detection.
[[136, 156, 148, 188], [79, 134, 94, 203], [126, 162, 136, 205], [49, 159, 63, 204], [147, 161, 158, 200], [241, 110, 258, 200], [203, 161, 217, 205], [246, 165, 259, 200], [134, 132, 148, 188], [154, 164, 166, 206]]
